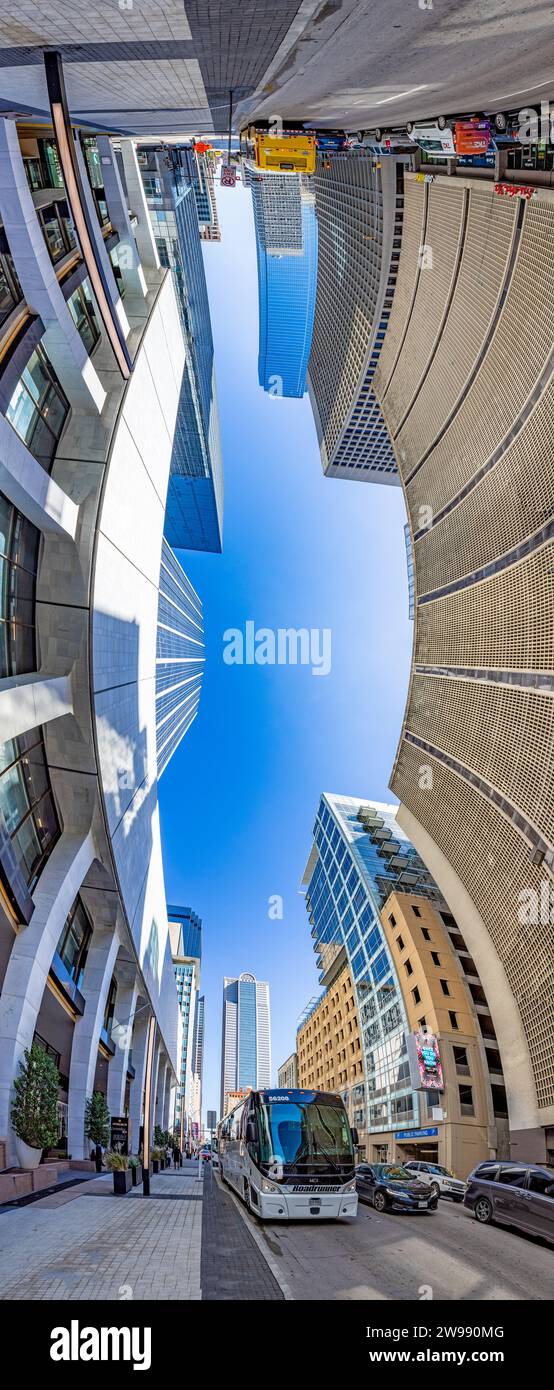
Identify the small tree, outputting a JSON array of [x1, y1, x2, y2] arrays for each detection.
[[84, 1091, 110, 1170], [11, 1043, 60, 1151]]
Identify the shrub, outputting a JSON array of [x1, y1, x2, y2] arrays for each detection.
[[84, 1091, 110, 1148], [11, 1043, 60, 1150], [105, 1151, 128, 1171]]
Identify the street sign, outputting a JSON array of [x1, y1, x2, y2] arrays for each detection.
[[396, 1127, 439, 1140], [220, 163, 237, 187]]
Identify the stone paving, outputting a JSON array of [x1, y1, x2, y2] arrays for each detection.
[[201, 1162, 283, 1301], [0, 1165, 203, 1301]]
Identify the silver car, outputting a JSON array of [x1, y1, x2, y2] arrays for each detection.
[[404, 1160, 466, 1202]]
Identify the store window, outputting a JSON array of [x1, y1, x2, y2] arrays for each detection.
[[0, 728, 61, 889], [67, 279, 100, 355], [0, 493, 40, 677], [56, 895, 92, 990], [6, 343, 70, 472]]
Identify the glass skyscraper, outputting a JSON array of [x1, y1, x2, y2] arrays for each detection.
[[168, 906, 203, 1143], [302, 794, 448, 1141], [220, 973, 272, 1117], [156, 540, 204, 777], [138, 145, 223, 552], [250, 170, 318, 399]]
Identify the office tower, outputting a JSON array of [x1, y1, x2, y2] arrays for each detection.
[[301, 796, 505, 1173], [0, 117, 189, 1178], [156, 540, 205, 777], [137, 144, 223, 553], [180, 144, 221, 241], [168, 907, 202, 1144], [251, 170, 318, 397], [308, 152, 406, 481], [220, 974, 272, 1116], [277, 1053, 298, 1090], [372, 172, 554, 1164]]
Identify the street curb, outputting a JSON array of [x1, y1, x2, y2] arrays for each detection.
[[213, 1170, 294, 1301]]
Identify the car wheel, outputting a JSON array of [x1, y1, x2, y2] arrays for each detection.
[[430, 1181, 440, 1199], [373, 1189, 387, 1213], [356, 131, 365, 143], [374, 127, 383, 141], [495, 111, 507, 131], [428, 1197, 439, 1211], [437, 114, 447, 130], [243, 1177, 251, 1209], [474, 1196, 493, 1225], [406, 121, 414, 134], [452, 1195, 464, 1204]]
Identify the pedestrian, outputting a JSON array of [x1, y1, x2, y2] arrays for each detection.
[[172, 1144, 180, 1168]]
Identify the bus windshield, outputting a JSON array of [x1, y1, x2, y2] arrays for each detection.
[[257, 1098, 353, 1170]]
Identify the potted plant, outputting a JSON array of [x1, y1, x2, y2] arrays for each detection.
[[84, 1091, 110, 1172], [11, 1043, 60, 1169], [128, 1156, 141, 1187], [151, 1147, 161, 1174], [106, 1151, 131, 1195]]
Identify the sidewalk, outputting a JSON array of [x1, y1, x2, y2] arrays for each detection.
[[0, 1165, 203, 1300], [0, 1159, 284, 1300]]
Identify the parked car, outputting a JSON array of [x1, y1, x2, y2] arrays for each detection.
[[356, 1162, 438, 1213], [406, 116, 492, 158], [308, 129, 350, 151], [199, 1146, 212, 1162], [464, 1160, 554, 1243], [404, 1160, 466, 1202]]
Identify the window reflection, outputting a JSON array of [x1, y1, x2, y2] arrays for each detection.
[[0, 728, 61, 889]]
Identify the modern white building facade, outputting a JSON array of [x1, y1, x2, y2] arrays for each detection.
[[0, 108, 198, 1180]]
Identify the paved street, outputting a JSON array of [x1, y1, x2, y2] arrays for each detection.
[[235, 1191, 554, 1301], [0, 1160, 551, 1300], [242, 0, 554, 131]]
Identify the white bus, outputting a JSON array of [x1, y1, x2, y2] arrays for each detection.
[[218, 1088, 358, 1220]]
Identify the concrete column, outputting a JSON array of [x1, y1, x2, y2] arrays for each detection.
[[74, 136, 130, 339], [153, 1049, 165, 1126], [161, 1065, 172, 1131], [67, 915, 121, 1160], [127, 1003, 150, 1153], [0, 413, 78, 538], [0, 674, 73, 744], [106, 972, 139, 1120], [96, 136, 148, 298], [119, 140, 160, 271], [0, 830, 96, 1161], [0, 119, 105, 414]]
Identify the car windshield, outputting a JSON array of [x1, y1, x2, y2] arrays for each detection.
[[375, 1164, 415, 1181], [257, 1098, 353, 1168]]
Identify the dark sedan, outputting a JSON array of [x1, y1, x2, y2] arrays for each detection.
[[356, 1162, 438, 1213], [464, 1160, 554, 1244]]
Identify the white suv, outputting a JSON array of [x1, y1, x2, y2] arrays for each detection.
[[404, 1160, 466, 1202]]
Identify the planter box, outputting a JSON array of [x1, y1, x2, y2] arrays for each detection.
[[130, 1165, 140, 1186], [112, 1169, 132, 1195], [160, 1158, 165, 1170], [152, 1159, 160, 1174]]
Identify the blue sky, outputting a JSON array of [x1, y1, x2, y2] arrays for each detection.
[[158, 179, 413, 1122]]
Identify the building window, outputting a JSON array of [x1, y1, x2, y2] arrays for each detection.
[[56, 895, 92, 989], [0, 225, 23, 328], [458, 1084, 474, 1117], [421, 927, 431, 941], [67, 280, 100, 355], [0, 727, 61, 888], [439, 978, 451, 996], [453, 1045, 470, 1076], [412, 904, 421, 918], [373, 1144, 388, 1161], [449, 1010, 459, 1030], [103, 976, 118, 1036], [431, 951, 441, 967], [37, 201, 77, 263], [388, 913, 396, 927], [0, 494, 40, 677], [404, 958, 413, 976], [6, 344, 70, 472], [412, 985, 421, 1005], [396, 934, 404, 951]]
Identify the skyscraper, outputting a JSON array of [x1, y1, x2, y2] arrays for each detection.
[[251, 170, 318, 398], [220, 974, 272, 1117], [372, 171, 554, 1163], [302, 796, 506, 1172], [137, 144, 224, 553], [156, 540, 205, 777], [308, 152, 406, 481], [168, 906, 203, 1145]]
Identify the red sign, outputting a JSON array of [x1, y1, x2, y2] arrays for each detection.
[[220, 163, 237, 187]]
